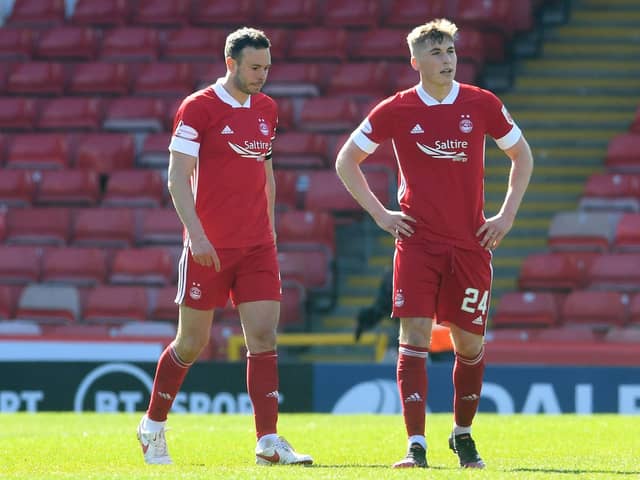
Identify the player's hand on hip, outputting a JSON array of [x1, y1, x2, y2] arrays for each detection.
[[375, 209, 416, 240], [476, 213, 514, 250], [190, 236, 221, 271]]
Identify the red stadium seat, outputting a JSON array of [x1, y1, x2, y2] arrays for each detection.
[[492, 291, 559, 328], [288, 28, 348, 61], [276, 210, 336, 254], [140, 208, 183, 245], [587, 253, 640, 291], [278, 249, 332, 291], [561, 290, 629, 329], [276, 97, 294, 131], [132, 0, 189, 26], [298, 97, 359, 132], [261, 63, 323, 97], [326, 62, 389, 99], [613, 214, 640, 252], [72, 207, 136, 247], [0, 285, 16, 319], [631, 105, 640, 133], [83, 285, 149, 324], [280, 279, 306, 327], [534, 325, 600, 344], [0, 245, 42, 284], [163, 28, 226, 61], [41, 247, 107, 285], [260, 28, 289, 61], [209, 320, 243, 360], [605, 133, 640, 172], [69, 62, 130, 96], [604, 325, 640, 343], [71, 0, 130, 26], [0, 169, 36, 205], [385, 0, 449, 27], [189, 0, 254, 26], [6, 62, 65, 95], [103, 97, 165, 132], [74, 133, 135, 173], [5, 207, 71, 245], [547, 211, 620, 252], [518, 251, 597, 291], [149, 285, 178, 322], [272, 132, 328, 169], [274, 170, 299, 210], [261, 0, 318, 26], [133, 63, 193, 97], [630, 293, 640, 325], [0, 28, 35, 60], [102, 170, 164, 207], [454, 0, 513, 32], [138, 132, 170, 168], [579, 173, 640, 213], [6, 0, 65, 26], [100, 27, 159, 62], [0, 208, 5, 242], [454, 28, 489, 66], [35, 26, 97, 60], [350, 29, 407, 60], [109, 248, 173, 286], [323, 0, 380, 28], [35, 169, 100, 206], [15, 284, 80, 325], [6, 133, 70, 169], [38, 97, 103, 131], [0, 97, 38, 131]]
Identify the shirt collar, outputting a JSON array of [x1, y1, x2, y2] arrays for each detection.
[[416, 81, 460, 106], [212, 78, 251, 108]]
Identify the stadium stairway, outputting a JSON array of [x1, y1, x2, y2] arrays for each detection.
[[311, 0, 640, 357]]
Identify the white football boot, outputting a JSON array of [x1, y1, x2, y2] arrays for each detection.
[[137, 417, 172, 465], [255, 436, 313, 466]]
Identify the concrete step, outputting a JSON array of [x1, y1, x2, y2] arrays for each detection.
[[520, 60, 640, 77], [542, 42, 640, 58], [515, 110, 633, 125], [502, 93, 638, 110], [551, 25, 640, 42], [581, 0, 640, 7], [571, 10, 640, 25], [485, 200, 577, 214], [514, 76, 640, 94], [487, 146, 606, 164], [485, 164, 601, 180], [519, 128, 617, 146]]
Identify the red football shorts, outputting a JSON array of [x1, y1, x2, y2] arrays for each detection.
[[176, 242, 281, 310], [391, 241, 492, 335]]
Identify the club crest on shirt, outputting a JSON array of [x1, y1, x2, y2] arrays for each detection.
[[459, 114, 473, 133], [394, 289, 405, 308], [175, 121, 198, 140], [258, 118, 270, 136], [189, 283, 202, 300]]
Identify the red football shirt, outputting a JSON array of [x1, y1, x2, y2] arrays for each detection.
[[169, 80, 278, 248], [351, 81, 522, 250]]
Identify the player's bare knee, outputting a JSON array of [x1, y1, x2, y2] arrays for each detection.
[[174, 335, 208, 362]]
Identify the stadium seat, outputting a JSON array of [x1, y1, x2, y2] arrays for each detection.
[[69, 62, 130, 96], [631, 105, 640, 133], [0, 97, 38, 131], [6, 62, 65, 95], [454, 28, 489, 66], [5, 207, 71, 245], [38, 97, 103, 131], [272, 132, 328, 169], [35, 169, 100, 206], [491, 291, 559, 328], [140, 208, 183, 245], [579, 173, 640, 213], [278, 248, 334, 309], [100, 27, 159, 61], [276, 210, 336, 254], [74, 133, 135, 173], [274, 170, 299, 210], [103, 97, 165, 132], [350, 29, 408, 60], [0, 285, 16, 319], [587, 253, 640, 291], [384, 0, 449, 27], [163, 28, 226, 61], [72, 207, 136, 247], [0, 28, 35, 60], [133, 63, 193, 97], [83, 285, 149, 324], [35, 26, 97, 60], [138, 132, 170, 168], [71, 0, 130, 26], [0, 320, 41, 335], [132, 0, 189, 26], [189, 0, 254, 26], [605, 133, 640, 172], [6, 133, 70, 169], [325, 62, 389, 99], [109, 248, 173, 286], [259, 28, 289, 61], [41, 247, 107, 285], [260, 0, 318, 26], [518, 251, 597, 291], [261, 63, 323, 97], [547, 211, 621, 252], [561, 290, 629, 329], [102, 170, 164, 207], [604, 325, 640, 343], [534, 325, 600, 344], [209, 319, 243, 360], [0, 246, 42, 284], [111, 320, 176, 338], [613, 214, 640, 252], [6, 0, 65, 26], [280, 279, 306, 327], [629, 293, 640, 325], [275, 97, 294, 131], [288, 28, 348, 61], [0, 169, 36, 205], [454, 0, 513, 31], [149, 285, 178, 322], [15, 284, 80, 325], [298, 97, 359, 132], [0, 208, 5, 242], [322, 0, 380, 28]]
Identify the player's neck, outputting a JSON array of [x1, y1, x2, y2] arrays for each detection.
[[221, 78, 250, 105], [420, 81, 453, 103]]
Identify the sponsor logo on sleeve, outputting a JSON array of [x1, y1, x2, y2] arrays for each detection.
[[501, 105, 514, 125], [175, 121, 199, 140]]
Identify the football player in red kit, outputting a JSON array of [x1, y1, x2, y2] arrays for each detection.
[[336, 18, 533, 469], [136, 27, 312, 467]]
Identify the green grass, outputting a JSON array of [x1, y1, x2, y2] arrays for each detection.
[[1, 413, 637, 479]]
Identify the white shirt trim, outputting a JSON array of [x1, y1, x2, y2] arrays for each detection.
[[351, 130, 378, 154], [211, 78, 251, 108], [169, 136, 200, 157], [495, 125, 522, 150], [416, 81, 460, 106]]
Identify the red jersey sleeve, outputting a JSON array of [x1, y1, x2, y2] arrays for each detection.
[[350, 96, 395, 154], [483, 90, 522, 150], [168, 95, 209, 158]]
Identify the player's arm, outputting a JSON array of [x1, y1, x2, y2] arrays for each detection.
[[336, 138, 415, 240], [264, 158, 276, 242], [477, 135, 533, 250], [167, 150, 220, 270]]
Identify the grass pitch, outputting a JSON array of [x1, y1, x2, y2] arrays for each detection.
[[0, 413, 637, 479]]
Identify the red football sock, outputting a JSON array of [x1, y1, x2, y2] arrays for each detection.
[[147, 342, 192, 422], [397, 344, 429, 437], [247, 350, 279, 439], [453, 346, 485, 427]]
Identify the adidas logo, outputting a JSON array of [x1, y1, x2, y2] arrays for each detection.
[[410, 124, 424, 134], [157, 392, 172, 400], [404, 392, 423, 403], [221, 125, 234, 134], [472, 315, 484, 326], [266, 390, 279, 399], [461, 393, 480, 401]]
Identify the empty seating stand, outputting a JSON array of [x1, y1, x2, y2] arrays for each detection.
[[547, 211, 621, 252]]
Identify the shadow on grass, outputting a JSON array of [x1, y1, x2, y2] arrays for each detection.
[[511, 468, 640, 476]]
